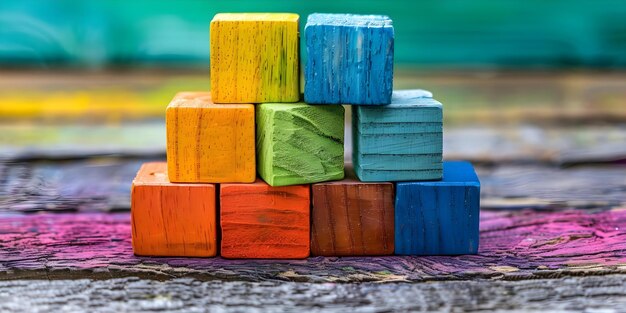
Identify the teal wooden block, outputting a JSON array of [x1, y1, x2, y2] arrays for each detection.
[[395, 161, 480, 255], [257, 103, 345, 186], [353, 89, 442, 182]]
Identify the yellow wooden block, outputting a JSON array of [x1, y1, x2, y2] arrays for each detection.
[[210, 13, 300, 104], [166, 92, 255, 183]]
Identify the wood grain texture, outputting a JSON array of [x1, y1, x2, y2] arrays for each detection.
[[353, 90, 443, 181], [220, 179, 310, 259], [1, 208, 625, 282], [210, 13, 300, 103], [395, 161, 480, 255], [166, 92, 255, 183], [311, 169, 394, 256], [2, 275, 626, 312], [304, 14, 394, 105], [256, 102, 344, 186], [131, 162, 217, 257], [444, 125, 626, 165]]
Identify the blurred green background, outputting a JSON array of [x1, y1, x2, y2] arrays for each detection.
[[2, 0, 626, 69]]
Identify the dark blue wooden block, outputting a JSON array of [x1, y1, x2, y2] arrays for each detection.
[[395, 161, 480, 255], [304, 13, 394, 105]]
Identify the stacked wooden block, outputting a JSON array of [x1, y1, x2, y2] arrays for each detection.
[[131, 13, 480, 259]]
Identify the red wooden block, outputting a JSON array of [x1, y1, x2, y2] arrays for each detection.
[[311, 169, 394, 256], [131, 162, 217, 257], [220, 179, 310, 259]]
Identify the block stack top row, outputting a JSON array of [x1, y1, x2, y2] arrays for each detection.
[[209, 13, 393, 105], [167, 12, 443, 186]]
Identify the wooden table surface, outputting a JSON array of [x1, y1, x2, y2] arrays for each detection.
[[0, 70, 625, 312]]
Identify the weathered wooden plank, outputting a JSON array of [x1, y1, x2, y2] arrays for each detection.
[[1, 209, 624, 282], [0, 122, 166, 161], [220, 180, 310, 259], [478, 165, 626, 209], [443, 125, 626, 165], [0, 159, 145, 213], [210, 13, 300, 103], [256, 103, 344, 186], [1, 161, 625, 213], [166, 92, 255, 183], [131, 162, 217, 257], [304, 14, 394, 105], [1, 275, 625, 312]]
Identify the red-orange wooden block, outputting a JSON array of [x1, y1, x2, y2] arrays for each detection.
[[311, 169, 394, 256], [131, 162, 217, 257], [220, 179, 310, 259]]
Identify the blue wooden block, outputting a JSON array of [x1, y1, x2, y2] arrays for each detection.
[[352, 89, 442, 181], [304, 13, 394, 105], [395, 161, 480, 255]]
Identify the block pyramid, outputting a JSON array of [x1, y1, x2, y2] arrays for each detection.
[[131, 13, 480, 259]]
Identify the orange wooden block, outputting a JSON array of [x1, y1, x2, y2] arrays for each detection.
[[220, 179, 310, 259], [131, 162, 217, 257], [166, 91, 255, 183]]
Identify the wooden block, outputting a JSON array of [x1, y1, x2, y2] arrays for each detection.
[[256, 102, 344, 186], [304, 13, 394, 105], [166, 92, 255, 183], [220, 179, 310, 259], [210, 13, 300, 103], [395, 161, 480, 255], [311, 168, 394, 256], [131, 162, 217, 257], [353, 89, 442, 181]]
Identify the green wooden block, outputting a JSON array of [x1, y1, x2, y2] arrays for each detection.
[[257, 103, 345, 186]]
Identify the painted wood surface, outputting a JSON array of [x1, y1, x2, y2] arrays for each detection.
[[304, 14, 394, 105], [353, 90, 442, 181], [1, 71, 626, 308], [2, 275, 626, 313], [210, 13, 300, 103], [131, 162, 217, 257], [395, 161, 481, 255], [311, 169, 394, 256], [166, 92, 255, 183], [0, 208, 625, 282], [256, 102, 344, 186], [220, 180, 310, 259]]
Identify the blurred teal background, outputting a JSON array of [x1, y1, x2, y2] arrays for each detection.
[[2, 0, 626, 69]]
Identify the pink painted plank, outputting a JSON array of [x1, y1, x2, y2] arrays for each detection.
[[0, 210, 625, 282]]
